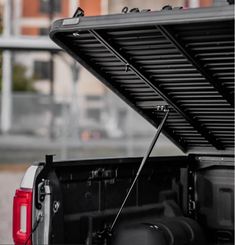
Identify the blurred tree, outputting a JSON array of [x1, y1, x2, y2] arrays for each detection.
[[0, 57, 36, 92], [0, 9, 35, 92], [12, 65, 36, 92]]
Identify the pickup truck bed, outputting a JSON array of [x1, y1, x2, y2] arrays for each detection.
[[30, 155, 234, 244], [13, 4, 234, 245]]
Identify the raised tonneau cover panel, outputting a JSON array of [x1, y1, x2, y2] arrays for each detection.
[[50, 6, 234, 154]]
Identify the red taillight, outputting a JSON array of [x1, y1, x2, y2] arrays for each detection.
[[13, 189, 32, 245]]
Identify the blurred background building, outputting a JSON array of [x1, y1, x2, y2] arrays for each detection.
[[0, 0, 229, 164]]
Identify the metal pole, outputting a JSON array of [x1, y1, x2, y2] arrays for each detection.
[[1, 0, 12, 134], [101, 0, 109, 14], [127, 107, 134, 156], [70, 0, 78, 16], [14, 0, 21, 36], [189, 0, 200, 8], [49, 0, 55, 95], [70, 61, 79, 140], [110, 107, 170, 232], [49, 0, 55, 139]]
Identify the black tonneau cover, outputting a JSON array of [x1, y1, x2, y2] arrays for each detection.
[[50, 6, 234, 154]]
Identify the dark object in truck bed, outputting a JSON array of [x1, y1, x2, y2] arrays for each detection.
[[113, 217, 206, 245], [50, 5, 234, 155]]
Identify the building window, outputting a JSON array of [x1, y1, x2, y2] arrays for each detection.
[[213, 0, 229, 6], [40, 0, 62, 14], [34, 61, 51, 80], [39, 28, 49, 36], [87, 108, 101, 122], [86, 95, 102, 101]]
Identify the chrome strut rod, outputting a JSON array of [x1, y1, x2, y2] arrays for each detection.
[[110, 105, 170, 232]]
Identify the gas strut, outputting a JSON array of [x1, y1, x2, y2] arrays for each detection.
[[96, 105, 170, 241]]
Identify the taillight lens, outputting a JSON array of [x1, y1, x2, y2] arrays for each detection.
[[13, 189, 32, 245]]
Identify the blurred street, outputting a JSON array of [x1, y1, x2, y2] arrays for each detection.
[[0, 134, 183, 164]]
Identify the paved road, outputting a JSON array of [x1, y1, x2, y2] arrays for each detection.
[[0, 172, 24, 244]]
